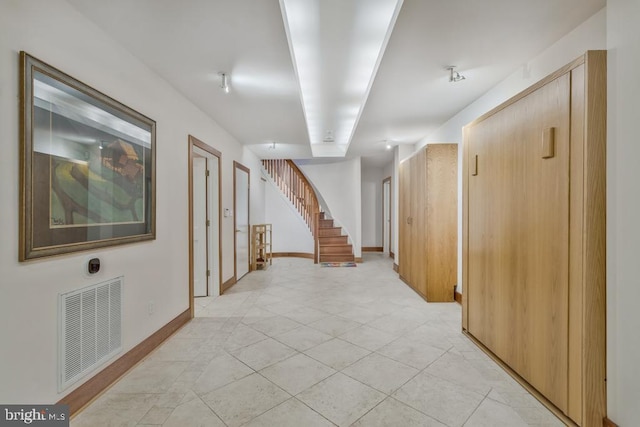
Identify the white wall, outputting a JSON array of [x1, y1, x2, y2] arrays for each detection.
[[264, 173, 314, 254], [361, 165, 384, 247], [606, 0, 640, 423], [0, 0, 264, 404], [242, 146, 266, 226], [417, 8, 607, 147], [414, 8, 606, 292], [298, 158, 362, 258]]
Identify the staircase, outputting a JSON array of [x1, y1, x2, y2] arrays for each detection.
[[262, 159, 355, 263], [317, 213, 354, 263]]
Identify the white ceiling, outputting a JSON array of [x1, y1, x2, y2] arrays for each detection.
[[67, 0, 604, 168]]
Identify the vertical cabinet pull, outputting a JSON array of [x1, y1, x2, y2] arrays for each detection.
[[472, 154, 478, 176], [542, 127, 555, 159]]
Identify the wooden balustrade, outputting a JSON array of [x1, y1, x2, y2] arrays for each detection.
[[262, 159, 320, 263]]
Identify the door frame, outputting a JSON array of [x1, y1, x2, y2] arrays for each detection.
[[382, 176, 392, 256], [233, 161, 250, 284], [188, 135, 222, 318]]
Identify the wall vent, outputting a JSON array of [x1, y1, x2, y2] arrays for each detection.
[[59, 277, 122, 391]]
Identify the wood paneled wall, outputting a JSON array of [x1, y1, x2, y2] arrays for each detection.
[[462, 51, 606, 427]]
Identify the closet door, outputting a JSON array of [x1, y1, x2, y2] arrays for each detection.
[[398, 159, 412, 284], [411, 149, 428, 297], [468, 74, 571, 411], [425, 144, 457, 302]]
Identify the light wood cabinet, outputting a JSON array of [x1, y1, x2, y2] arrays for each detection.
[[399, 144, 457, 302], [462, 51, 606, 426]]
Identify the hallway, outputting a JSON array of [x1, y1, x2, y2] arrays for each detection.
[[72, 254, 561, 426]]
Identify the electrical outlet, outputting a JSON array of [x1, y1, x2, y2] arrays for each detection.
[[148, 300, 155, 315]]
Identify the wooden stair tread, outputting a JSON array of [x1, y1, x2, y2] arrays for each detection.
[[320, 247, 352, 252], [317, 216, 353, 259], [320, 248, 352, 255], [318, 236, 348, 244], [318, 231, 342, 237]]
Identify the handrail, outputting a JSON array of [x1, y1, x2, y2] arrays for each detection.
[[262, 159, 320, 263]]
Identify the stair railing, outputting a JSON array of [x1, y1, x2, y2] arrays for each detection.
[[262, 159, 320, 263]]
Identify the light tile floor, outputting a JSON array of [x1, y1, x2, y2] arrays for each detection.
[[72, 254, 563, 427]]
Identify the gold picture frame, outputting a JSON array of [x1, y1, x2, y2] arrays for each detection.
[[19, 52, 156, 261]]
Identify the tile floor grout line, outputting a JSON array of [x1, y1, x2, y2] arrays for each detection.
[[378, 348, 457, 423], [300, 342, 366, 372], [290, 396, 340, 427], [460, 394, 488, 426], [345, 395, 388, 426], [74, 255, 559, 426], [234, 371, 297, 425], [193, 393, 230, 427]]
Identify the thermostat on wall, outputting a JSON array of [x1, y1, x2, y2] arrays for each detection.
[[83, 254, 103, 277], [88, 258, 100, 274]]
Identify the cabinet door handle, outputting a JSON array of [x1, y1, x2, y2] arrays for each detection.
[[472, 154, 478, 176], [542, 127, 555, 159]]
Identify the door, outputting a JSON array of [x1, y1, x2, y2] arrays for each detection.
[[234, 162, 250, 280], [425, 144, 457, 302], [207, 152, 220, 297], [468, 74, 570, 411], [410, 149, 427, 297], [398, 161, 411, 282], [382, 177, 391, 254], [189, 136, 222, 314], [193, 155, 207, 297]]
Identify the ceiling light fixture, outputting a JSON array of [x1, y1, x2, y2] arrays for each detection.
[[219, 72, 230, 93], [280, 0, 404, 157], [447, 66, 465, 83]]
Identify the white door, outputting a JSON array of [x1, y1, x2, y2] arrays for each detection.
[[383, 178, 391, 253], [190, 139, 221, 302], [193, 156, 208, 297], [234, 163, 250, 280], [208, 154, 220, 296]]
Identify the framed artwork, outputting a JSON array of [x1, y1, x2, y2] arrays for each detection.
[[19, 52, 156, 261]]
